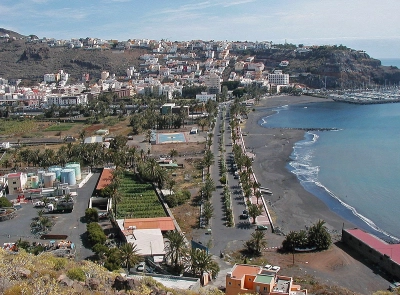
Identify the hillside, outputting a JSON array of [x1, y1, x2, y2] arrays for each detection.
[[0, 28, 400, 89]]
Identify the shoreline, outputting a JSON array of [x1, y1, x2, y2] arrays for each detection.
[[242, 95, 355, 235]]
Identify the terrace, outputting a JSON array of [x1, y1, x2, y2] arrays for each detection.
[[116, 172, 166, 219]]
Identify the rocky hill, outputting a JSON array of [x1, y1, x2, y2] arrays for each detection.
[[0, 28, 399, 89]]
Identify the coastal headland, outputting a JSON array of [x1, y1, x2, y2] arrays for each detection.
[[242, 95, 389, 293]]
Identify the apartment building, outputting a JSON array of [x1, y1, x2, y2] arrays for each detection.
[[204, 72, 221, 94], [268, 70, 290, 85]]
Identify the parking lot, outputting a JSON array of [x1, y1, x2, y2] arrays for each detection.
[[0, 172, 100, 260]]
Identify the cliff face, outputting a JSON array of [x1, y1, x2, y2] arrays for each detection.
[[253, 47, 400, 89]]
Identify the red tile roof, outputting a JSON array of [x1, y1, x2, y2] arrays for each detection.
[[7, 172, 22, 178], [123, 217, 175, 232], [346, 228, 400, 264], [96, 168, 113, 190]]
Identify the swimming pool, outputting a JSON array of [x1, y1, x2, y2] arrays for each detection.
[[157, 132, 186, 143]]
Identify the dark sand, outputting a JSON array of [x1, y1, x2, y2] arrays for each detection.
[[243, 95, 355, 235]]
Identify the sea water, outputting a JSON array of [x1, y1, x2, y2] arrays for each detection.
[[259, 101, 400, 241]]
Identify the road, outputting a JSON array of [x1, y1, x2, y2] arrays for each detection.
[[192, 107, 253, 256]]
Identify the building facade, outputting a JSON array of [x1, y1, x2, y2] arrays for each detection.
[[268, 70, 289, 85]]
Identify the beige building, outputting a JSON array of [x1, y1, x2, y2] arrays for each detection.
[[6, 172, 28, 193]]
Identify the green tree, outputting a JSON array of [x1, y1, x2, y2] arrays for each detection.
[[85, 208, 99, 223], [87, 222, 106, 246], [187, 248, 220, 278], [248, 203, 263, 224], [244, 230, 267, 255], [201, 177, 216, 200], [203, 201, 214, 225], [165, 231, 188, 273], [308, 220, 332, 250], [119, 242, 141, 273], [0, 197, 12, 208], [203, 150, 215, 174]]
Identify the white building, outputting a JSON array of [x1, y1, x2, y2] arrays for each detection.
[[268, 70, 289, 85], [196, 92, 217, 102], [46, 94, 88, 106]]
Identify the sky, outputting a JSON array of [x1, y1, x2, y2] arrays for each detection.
[[1, 0, 400, 58]]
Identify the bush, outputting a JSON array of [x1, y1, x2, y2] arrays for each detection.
[[165, 190, 191, 208], [67, 267, 86, 281], [220, 175, 227, 185], [85, 208, 99, 223], [0, 197, 12, 208], [87, 222, 106, 246]]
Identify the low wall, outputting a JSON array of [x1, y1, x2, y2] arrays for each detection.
[[342, 229, 400, 280]]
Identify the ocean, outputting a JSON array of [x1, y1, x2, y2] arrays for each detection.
[[379, 58, 400, 68], [259, 101, 400, 241]]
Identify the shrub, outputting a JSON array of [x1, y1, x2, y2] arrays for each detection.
[[85, 208, 99, 223], [67, 267, 86, 281], [53, 258, 67, 271], [0, 197, 12, 208], [220, 175, 226, 184], [87, 222, 106, 246]]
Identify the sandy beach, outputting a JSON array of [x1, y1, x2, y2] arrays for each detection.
[[243, 95, 355, 235]]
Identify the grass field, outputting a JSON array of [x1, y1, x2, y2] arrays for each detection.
[[116, 172, 167, 219], [0, 119, 40, 136], [44, 123, 74, 132]]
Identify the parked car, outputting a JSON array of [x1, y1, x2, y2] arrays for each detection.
[[256, 225, 268, 230], [136, 262, 146, 272], [240, 210, 248, 219]]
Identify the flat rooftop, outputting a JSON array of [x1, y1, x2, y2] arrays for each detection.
[[231, 264, 262, 278]]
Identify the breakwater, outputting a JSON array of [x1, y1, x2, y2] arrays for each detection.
[[332, 98, 400, 105]]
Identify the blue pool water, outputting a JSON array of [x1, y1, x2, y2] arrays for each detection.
[[158, 133, 186, 143]]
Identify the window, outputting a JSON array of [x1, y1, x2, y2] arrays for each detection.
[[13, 181, 16, 184]]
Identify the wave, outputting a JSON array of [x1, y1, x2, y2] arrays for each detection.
[[289, 131, 400, 242], [260, 105, 289, 126]]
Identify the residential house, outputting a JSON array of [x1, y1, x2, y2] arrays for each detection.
[[226, 264, 307, 295]]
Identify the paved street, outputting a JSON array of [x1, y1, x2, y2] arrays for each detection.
[[192, 107, 253, 257]]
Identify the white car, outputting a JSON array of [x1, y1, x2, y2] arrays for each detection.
[[136, 262, 145, 272], [271, 266, 280, 272]]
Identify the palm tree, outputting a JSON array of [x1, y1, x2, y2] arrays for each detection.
[[202, 201, 214, 225], [201, 177, 216, 201], [245, 230, 267, 255], [143, 158, 159, 181], [248, 203, 263, 224], [188, 248, 220, 279], [39, 216, 52, 232], [164, 231, 187, 272], [169, 149, 178, 160], [119, 242, 141, 273], [203, 150, 214, 174], [308, 220, 332, 250], [255, 190, 262, 205]]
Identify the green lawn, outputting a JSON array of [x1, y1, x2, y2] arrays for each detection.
[[116, 172, 167, 219], [44, 123, 74, 132]]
